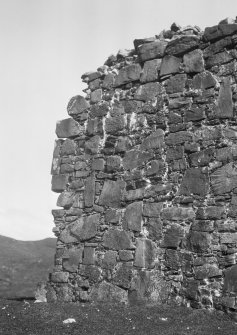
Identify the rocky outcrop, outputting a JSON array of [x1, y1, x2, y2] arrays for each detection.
[[48, 17, 237, 316]]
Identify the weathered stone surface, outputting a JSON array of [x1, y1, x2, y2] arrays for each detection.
[[203, 24, 237, 42], [57, 191, 74, 208], [90, 281, 128, 303], [105, 114, 125, 134], [83, 247, 95, 265], [165, 131, 192, 145], [102, 73, 115, 89], [189, 148, 214, 167], [90, 103, 109, 118], [86, 118, 103, 136], [223, 265, 237, 293], [137, 40, 167, 62], [102, 250, 117, 269], [196, 206, 225, 220], [160, 55, 182, 77], [59, 228, 78, 244], [62, 247, 83, 272], [183, 49, 204, 73], [220, 233, 237, 244], [192, 71, 217, 89], [119, 250, 134, 262], [140, 59, 161, 83], [168, 97, 192, 109], [148, 218, 162, 241], [140, 129, 164, 151], [188, 231, 211, 253], [179, 168, 209, 197], [85, 135, 100, 154], [51, 175, 68, 193], [70, 214, 99, 241], [114, 63, 141, 87], [123, 201, 143, 232], [123, 150, 153, 170], [165, 74, 187, 94], [211, 163, 237, 195], [184, 106, 205, 122], [92, 158, 104, 171], [112, 263, 133, 288], [51, 272, 69, 283], [134, 82, 162, 101], [165, 249, 180, 270], [90, 89, 102, 104], [124, 188, 145, 201], [61, 139, 76, 156], [205, 50, 233, 68], [84, 175, 95, 207], [162, 224, 184, 248], [203, 36, 233, 58], [134, 238, 156, 269], [194, 264, 222, 280], [103, 229, 134, 250], [165, 35, 200, 56], [146, 160, 165, 176], [67, 95, 89, 117], [214, 77, 233, 119], [143, 202, 163, 217], [106, 155, 121, 172], [162, 207, 195, 221], [99, 180, 125, 208], [56, 118, 83, 138]]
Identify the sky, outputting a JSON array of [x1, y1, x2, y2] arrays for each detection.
[[1, 0, 237, 241]]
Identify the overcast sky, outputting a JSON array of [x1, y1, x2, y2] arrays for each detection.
[[1, 0, 237, 240]]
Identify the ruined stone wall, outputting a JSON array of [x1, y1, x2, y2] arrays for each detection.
[[48, 18, 237, 314]]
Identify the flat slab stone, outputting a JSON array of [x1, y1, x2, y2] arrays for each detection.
[[183, 49, 204, 73], [62, 247, 83, 272], [188, 231, 211, 253], [165, 35, 200, 56], [143, 202, 163, 217], [137, 40, 167, 62], [90, 281, 128, 304], [214, 77, 233, 119], [179, 168, 209, 197], [192, 71, 217, 89], [67, 95, 90, 117], [114, 63, 142, 87], [140, 59, 161, 83], [123, 201, 143, 232], [103, 228, 134, 250], [160, 55, 182, 77], [203, 23, 237, 42], [223, 265, 237, 293], [70, 214, 100, 241], [162, 207, 195, 221], [51, 175, 68, 193], [162, 224, 184, 248], [134, 82, 163, 101], [211, 163, 237, 195], [99, 180, 125, 208], [134, 238, 156, 269], [123, 150, 153, 170]]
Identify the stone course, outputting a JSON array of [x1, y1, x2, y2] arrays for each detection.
[[48, 17, 237, 316]]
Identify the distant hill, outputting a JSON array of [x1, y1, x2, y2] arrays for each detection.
[[0, 235, 56, 299]]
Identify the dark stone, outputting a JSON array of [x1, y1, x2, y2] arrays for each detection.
[[203, 36, 233, 58], [211, 163, 237, 195], [140, 129, 164, 151], [165, 74, 187, 94], [85, 135, 100, 154], [67, 95, 90, 117], [205, 50, 233, 68], [92, 158, 104, 171], [134, 82, 163, 101], [203, 24, 237, 42], [165, 131, 192, 146], [162, 224, 184, 248], [90, 103, 109, 118], [102, 73, 115, 89], [123, 201, 143, 232], [90, 281, 127, 303], [196, 206, 225, 220], [188, 231, 211, 253], [189, 148, 214, 167], [140, 59, 161, 83], [192, 71, 217, 89], [99, 180, 125, 208], [51, 272, 69, 283], [162, 207, 195, 221], [179, 168, 209, 197], [56, 118, 82, 138], [183, 49, 204, 73], [105, 114, 125, 134], [106, 155, 121, 172], [194, 264, 222, 279], [160, 55, 182, 77], [223, 265, 237, 293], [84, 265, 101, 284], [104, 209, 121, 224], [102, 250, 117, 269], [191, 220, 214, 232], [124, 188, 145, 201], [62, 247, 83, 272], [119, 250, 134, 261], [134, 238, 156, 269], [70, 214, 99, 241], [146, 160, 165, 176], [51, 175, 68, 193], [82, 247, 95, 265], [148, 218, 162, 241], [84, 175, 95, 207], [165, 249, 180, 270], [184, 106, 206, 122], [103, 229, 134, 250], [143, 202, 163, 217], [168, 97, 192, 109], [86, 118, 103, 136], [61, 139, 76, 156], [214, 77, 233, 119], [165, 35, 200, 56], [137, 40, 167, 62], [81, 71, 102, 82], [123, 150, 153, 170], [114, 63, 142, 87], [112, 263, 133, 289], [88, 78, 101, 91], [166, 146, 184, 162]]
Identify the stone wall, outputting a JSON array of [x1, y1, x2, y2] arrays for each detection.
[[48, 18, 237, 315]]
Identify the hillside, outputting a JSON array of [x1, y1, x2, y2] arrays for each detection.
[[0, 235, 56, 299]]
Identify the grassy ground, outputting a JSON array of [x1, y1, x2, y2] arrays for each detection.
[[1, 299, 237, 335]]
